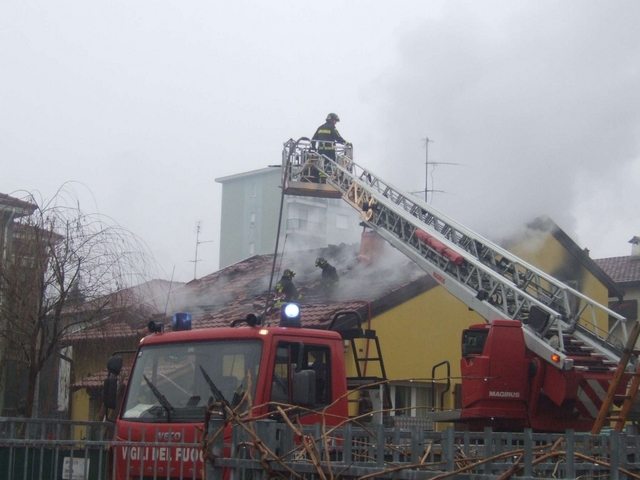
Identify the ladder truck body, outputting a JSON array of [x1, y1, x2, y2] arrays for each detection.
[[281, 138, 635, 431]]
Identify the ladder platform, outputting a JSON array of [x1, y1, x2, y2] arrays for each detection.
[[284, 181, 342, 198]]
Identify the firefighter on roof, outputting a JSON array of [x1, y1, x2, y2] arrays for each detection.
[[274, 269, 300, 307], [315, 257, 339, 290], [312, 113, 349, 162]]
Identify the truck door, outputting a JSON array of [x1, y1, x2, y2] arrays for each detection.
[[268, 341, 332, 415]]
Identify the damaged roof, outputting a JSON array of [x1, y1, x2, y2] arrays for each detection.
[[69, 242, 436, 342], [177, 242, 436, 330]]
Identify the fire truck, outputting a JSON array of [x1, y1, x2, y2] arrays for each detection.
[[103, 307, 386, 479], [280, 138, 636, 432], [102, 138, 637, 478]]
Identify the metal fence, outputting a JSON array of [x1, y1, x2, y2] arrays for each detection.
[[206, 418, 640, 480], [0, 417, 114, 480], [0, 417, 201, 480], [2, 417, 640, 480]]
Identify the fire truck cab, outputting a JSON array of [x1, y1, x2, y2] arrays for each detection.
[[103, 306, 376, 479]]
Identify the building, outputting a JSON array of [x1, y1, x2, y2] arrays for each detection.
[[215, 167, 361, 269], [0, 193, 37, 281], [0, 193, 37, 416], [594, 237, 640, 337]]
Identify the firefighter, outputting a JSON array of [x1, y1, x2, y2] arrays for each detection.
[[315, 257, 339, 290], [274, 269, 299, 307], [312, 113, 349, 163]]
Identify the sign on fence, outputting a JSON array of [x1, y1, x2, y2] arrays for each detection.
[[62, 457, 89, 480]]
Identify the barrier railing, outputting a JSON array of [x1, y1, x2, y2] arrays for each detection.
[[2, 417, 639, 479], [207, 416, 640, 479]]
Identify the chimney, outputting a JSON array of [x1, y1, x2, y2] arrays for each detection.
[[358, 231, 385, 265], [630, 236, 640, 257]]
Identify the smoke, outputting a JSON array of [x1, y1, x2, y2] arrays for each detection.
[[367, 2, 640, 252]]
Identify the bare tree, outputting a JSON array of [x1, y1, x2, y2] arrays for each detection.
[[0, 184, 156, 418]]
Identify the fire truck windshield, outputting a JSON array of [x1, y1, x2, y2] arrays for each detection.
[[122, 340, 262, 422]]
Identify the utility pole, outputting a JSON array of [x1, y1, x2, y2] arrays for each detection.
[[191, 222, 213, 280]]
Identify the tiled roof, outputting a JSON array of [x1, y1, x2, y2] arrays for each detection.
[[70, 243, 434, 341], [594, 256, 640, 285], [176, 243, 433, 330], [63, 279, 186, 342], [72, 366, 131, 390], [64, 318, 146, 342]]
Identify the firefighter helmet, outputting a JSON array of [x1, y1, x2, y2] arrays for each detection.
[[315, 258, 327, 267], [283, 269, 295, 278], [326, 113, 340, 122]]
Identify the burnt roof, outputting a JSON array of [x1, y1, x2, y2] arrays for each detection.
[[177, 243, 435, 329], [526, 216, 624, 299], [69, 243, 436, 340]]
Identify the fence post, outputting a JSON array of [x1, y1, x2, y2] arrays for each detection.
[[610, 430, 620, 480], [566, 429, 575, 479], [343, 423, 352, 466], [523, 428, 533, 478], [444, 426, 455, 472], [410, 425, 420, 465], [206, 417, 225, 480], [376, 423, 385, 468], [484, 427, 493, 476]]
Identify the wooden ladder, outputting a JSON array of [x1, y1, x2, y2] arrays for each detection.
[[591, 321, 640, 434]]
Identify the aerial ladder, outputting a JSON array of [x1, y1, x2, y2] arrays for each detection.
[[281, 138, 637, 431]]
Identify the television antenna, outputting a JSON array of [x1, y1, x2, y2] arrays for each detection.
[[410, 136, 459, 203], [191, 221, 213, 280]]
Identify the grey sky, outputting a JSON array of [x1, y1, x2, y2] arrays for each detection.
[[2, 1, 639, 283]]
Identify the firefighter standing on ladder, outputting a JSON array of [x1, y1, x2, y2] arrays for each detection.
[[312, 113, 349, 182]]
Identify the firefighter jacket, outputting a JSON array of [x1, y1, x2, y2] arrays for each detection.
[[320, 263, 339, 286], [275, 276, 298, 304], [312, 121, 346, 157]]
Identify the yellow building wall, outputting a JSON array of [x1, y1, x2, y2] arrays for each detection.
[[70, 337, 140, 425], [345, 285, 485, 412], [509, 233, 611, 334]]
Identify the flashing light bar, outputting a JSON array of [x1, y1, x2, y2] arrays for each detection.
[[280, 303, 301, 328], [173, 312, 192, 331]]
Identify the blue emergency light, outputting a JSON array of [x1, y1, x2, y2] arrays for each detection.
[[280, 303, 301, 328], [173, 312, 192, 331]]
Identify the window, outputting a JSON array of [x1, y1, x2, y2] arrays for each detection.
[[269, 342, 331, 407], [249, 242, 255, 255], [122, 341, 262, 422], [250, 212, 256, 227], [393, 386, 411, 416], [390, 383, 433, 418], [462, 329, 488, 356], [251, 183, 256, 197]]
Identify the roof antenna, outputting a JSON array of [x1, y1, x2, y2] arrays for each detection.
[[191, 221, 213, 280], [164, 266, 176, 316]]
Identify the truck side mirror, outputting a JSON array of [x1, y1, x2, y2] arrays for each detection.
[[292, 370, 316, 408], [107, 355, 123, 376], [103, 375, 119, 410]]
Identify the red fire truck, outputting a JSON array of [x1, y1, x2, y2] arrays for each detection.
[[103, 306, 385, 479]]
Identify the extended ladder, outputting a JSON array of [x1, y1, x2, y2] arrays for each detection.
[[281, 138, 631, 372]]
